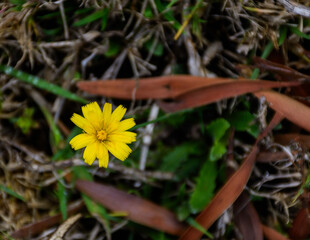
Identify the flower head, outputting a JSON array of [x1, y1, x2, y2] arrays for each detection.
[[69, 102, 136, 168]]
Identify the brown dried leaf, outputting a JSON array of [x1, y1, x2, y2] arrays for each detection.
[[159, 80, 300, 112], [256, 151, 289, 163], [75, 180, 186, 236], [77, 75, 300, 104], [289, 202, 310, 240], [233, 193, 263, 240], [275, 133, 310, 148], [179, 112, 283, 240], [10, 201, 84, 239], [262, 224, 290, 240], [179, 144, 258, 240], [254, 90, 310, 132], [253, 57, 310, 82], [77, 75, 223, 99]]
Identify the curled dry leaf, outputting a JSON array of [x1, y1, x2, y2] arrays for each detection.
[[75, 180, 186, 236]]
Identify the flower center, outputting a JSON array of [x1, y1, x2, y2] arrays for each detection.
[[97, 130, 107, 141]]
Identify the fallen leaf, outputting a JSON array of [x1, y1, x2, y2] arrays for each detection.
[[10, 201, 84, 239], [179, 112, 283, 240], [159, 80, 299, 112], [289, 201, 310, 240], [253, 57, 310, 82], [77, 75, 300, 104], [256, 151, 289, 163], [254, 90, 310, 132], [275, 133, 310, 148], [75, 180, 186, 236], [262, 224, 290, 240], [233, 193, 263, 240]]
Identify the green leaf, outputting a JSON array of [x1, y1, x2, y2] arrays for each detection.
[[144, 5, 154, 18], [251, 40, 274, 79], [144, 39, 164, 56], [209, 141, 226, 161], [206, 118, 230, 141], [229, 110, 255, 131], [101, 8, 109, 31], [104, 41, 121, 57], [14, 107, 37, 134], [278, 25, 287, 46], [74, 7, 94, 16], [57, 181, 67, 220], [73, 9, 107, 27], [189, 160, 217, 213], [40, 106, 63, 148], [247, 125, 260, 138], [52, 127, 81, 161], [41, 28, 62, 36], [0, 184, 25, 202], [290, 26, 310, 40], [9, 0, 26, 4], [9, 0, 26, 11], [0, 65, 87, 104], [176, 202, 191, 221], [160, 142, 201, 172], [154, 0, 181, 30]]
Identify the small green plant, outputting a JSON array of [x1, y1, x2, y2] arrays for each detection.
[[11, 107, 37, 134]]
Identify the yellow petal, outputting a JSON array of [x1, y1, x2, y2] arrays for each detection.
[[82, 102, 103, 130], [97, 143, 109, 168], [105, 141, 132, 161], [102, 102, 112, 129], [118, 118, 136, 131], [110, 105, 126, 122], [83, 142, 97, 165], [69, 133, 96, 150], [106, 121, 120, 133], [108, 131, 136, 143], [71, 113, 95, 134]]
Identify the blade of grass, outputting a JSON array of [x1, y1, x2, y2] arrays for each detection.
[[130, 108, 194, 131], [290, 26, 310, 40], [251, 40, 274, 79], [101, 8, 109, 31], [155, 0, 181, 30], [57, 181, 67, 220], [73, 8, 108, 27], [278, 26, 287, 46], [0, 65, 87, 104], [174, 0, 204, 40], [0, 184, 25, 202], [186, 218, 213, 239], [40, 106, 63, 147]]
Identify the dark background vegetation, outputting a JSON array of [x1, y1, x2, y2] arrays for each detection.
[[1, 0, 310, 239]]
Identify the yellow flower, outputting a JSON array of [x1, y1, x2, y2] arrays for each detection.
[[69, 102, 136, 168]]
